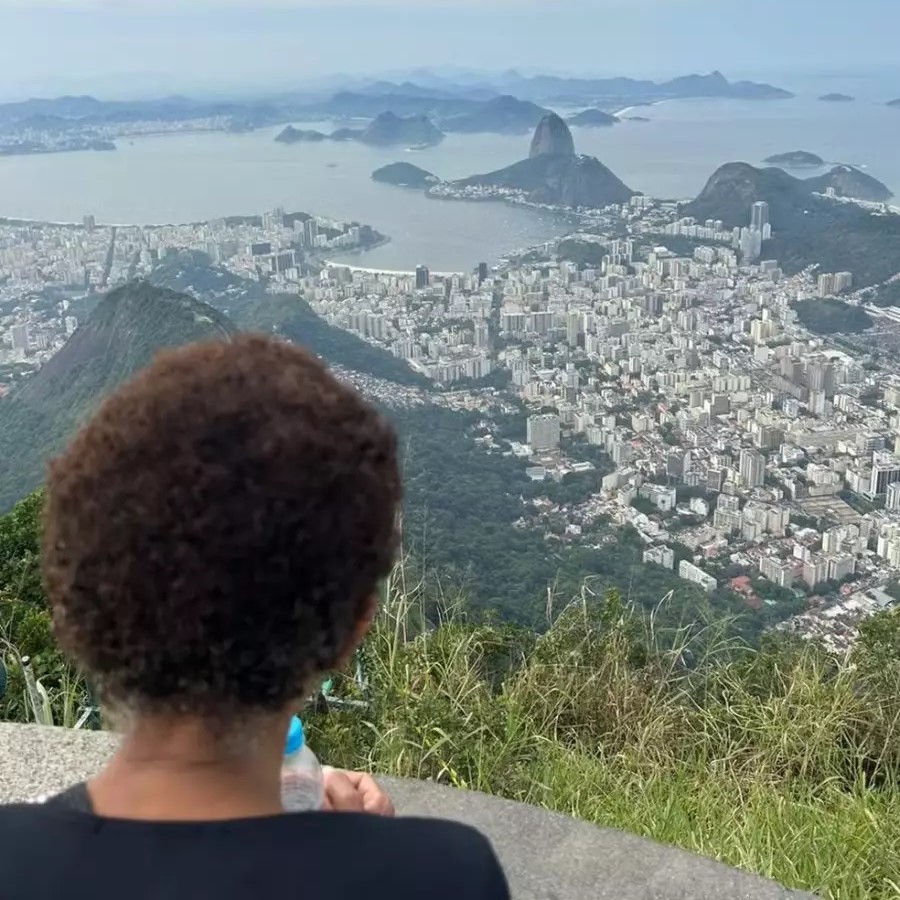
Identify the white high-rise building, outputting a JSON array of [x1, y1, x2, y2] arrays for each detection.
[[751, 201, 770, 232], [9, 324, 28, 351], [527, 414, 561, 453], [679, 560, 717, 594], [739, 449, 766, 488], [869, 450, 900, 498], [887, 482, 900, 512]]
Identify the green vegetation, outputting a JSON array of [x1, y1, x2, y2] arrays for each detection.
[[792, 298, 874, 334], [2, 487, 899, 897], [393, 405, 750, 633], [557, 238, 608, 267], [866, 280, 900, 308], [0, 493, 90, 726], [685, 163, 900, 287], [149, 253, 429, 387], [237, 293, 430, 386], [0, 281, 237, 510], [307, 574, 900, 900]]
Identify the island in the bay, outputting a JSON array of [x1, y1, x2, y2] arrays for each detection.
[[819, 93, 855, 103], [889, 98, 900, 108], [274, 126, 330, 144], [565, 108, 619, 128], [763, 151, 825, 168], [276, 112, 443, 147], [375, 113, 635, 209], [372, 162, 441, 189]]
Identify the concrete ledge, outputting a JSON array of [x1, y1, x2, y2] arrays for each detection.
[[0, 723, 814, 900]]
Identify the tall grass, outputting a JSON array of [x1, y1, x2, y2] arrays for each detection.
[[308, 565, 900, 900]]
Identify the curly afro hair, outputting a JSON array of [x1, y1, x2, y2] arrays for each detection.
[[42, 334, 400, 716]]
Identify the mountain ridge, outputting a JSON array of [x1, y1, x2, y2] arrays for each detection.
[[683, 161, 900, 287], [0, 281, 236, 509]]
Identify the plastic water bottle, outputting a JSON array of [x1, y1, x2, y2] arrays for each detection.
[[281, 716, 324, 812]]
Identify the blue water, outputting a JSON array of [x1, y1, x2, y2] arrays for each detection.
[[0, 95, 897, 271]]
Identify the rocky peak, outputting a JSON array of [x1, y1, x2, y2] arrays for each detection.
[[529, 113, 576, 159]]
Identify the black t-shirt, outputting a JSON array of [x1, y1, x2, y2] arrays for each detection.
[[0, 785, 510, 900]]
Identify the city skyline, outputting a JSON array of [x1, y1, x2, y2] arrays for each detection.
[[1, 0, 899, 100]]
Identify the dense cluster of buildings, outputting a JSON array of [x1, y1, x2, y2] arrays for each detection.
[[3, 185, 900, 650], [304, 193, 900, 648], [0, 210, 377, 377]]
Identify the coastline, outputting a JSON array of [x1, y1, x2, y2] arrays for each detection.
[[322, 259, 465, 277]]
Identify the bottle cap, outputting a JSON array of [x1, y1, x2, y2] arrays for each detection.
[[285, 716, 305, 756]]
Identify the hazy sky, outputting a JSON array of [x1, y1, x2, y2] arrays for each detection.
[[2, 0, 899, 100]]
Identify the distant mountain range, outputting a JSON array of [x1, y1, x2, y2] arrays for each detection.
[[493, 70, 793, 104], [0, 71, 793, 139], [819, 93, 855, 103], [440, 95, 549, 135]]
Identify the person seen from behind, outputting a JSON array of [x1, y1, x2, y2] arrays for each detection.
[[0, 334, 510, 900]]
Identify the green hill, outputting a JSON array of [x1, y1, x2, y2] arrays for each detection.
[[0, 281, 236, 510], [147, 252, 430, 387], [684, 162, 900, 287]]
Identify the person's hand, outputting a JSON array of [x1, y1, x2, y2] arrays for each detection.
[[321, 767, 395, 817]]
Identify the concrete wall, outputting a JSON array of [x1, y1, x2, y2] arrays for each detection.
[[0, 723, 814, 900]]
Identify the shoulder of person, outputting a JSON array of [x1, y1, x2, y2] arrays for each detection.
[[372, 816, 509, 895]]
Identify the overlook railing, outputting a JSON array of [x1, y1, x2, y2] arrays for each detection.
[[0, 723, 813, 900]]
